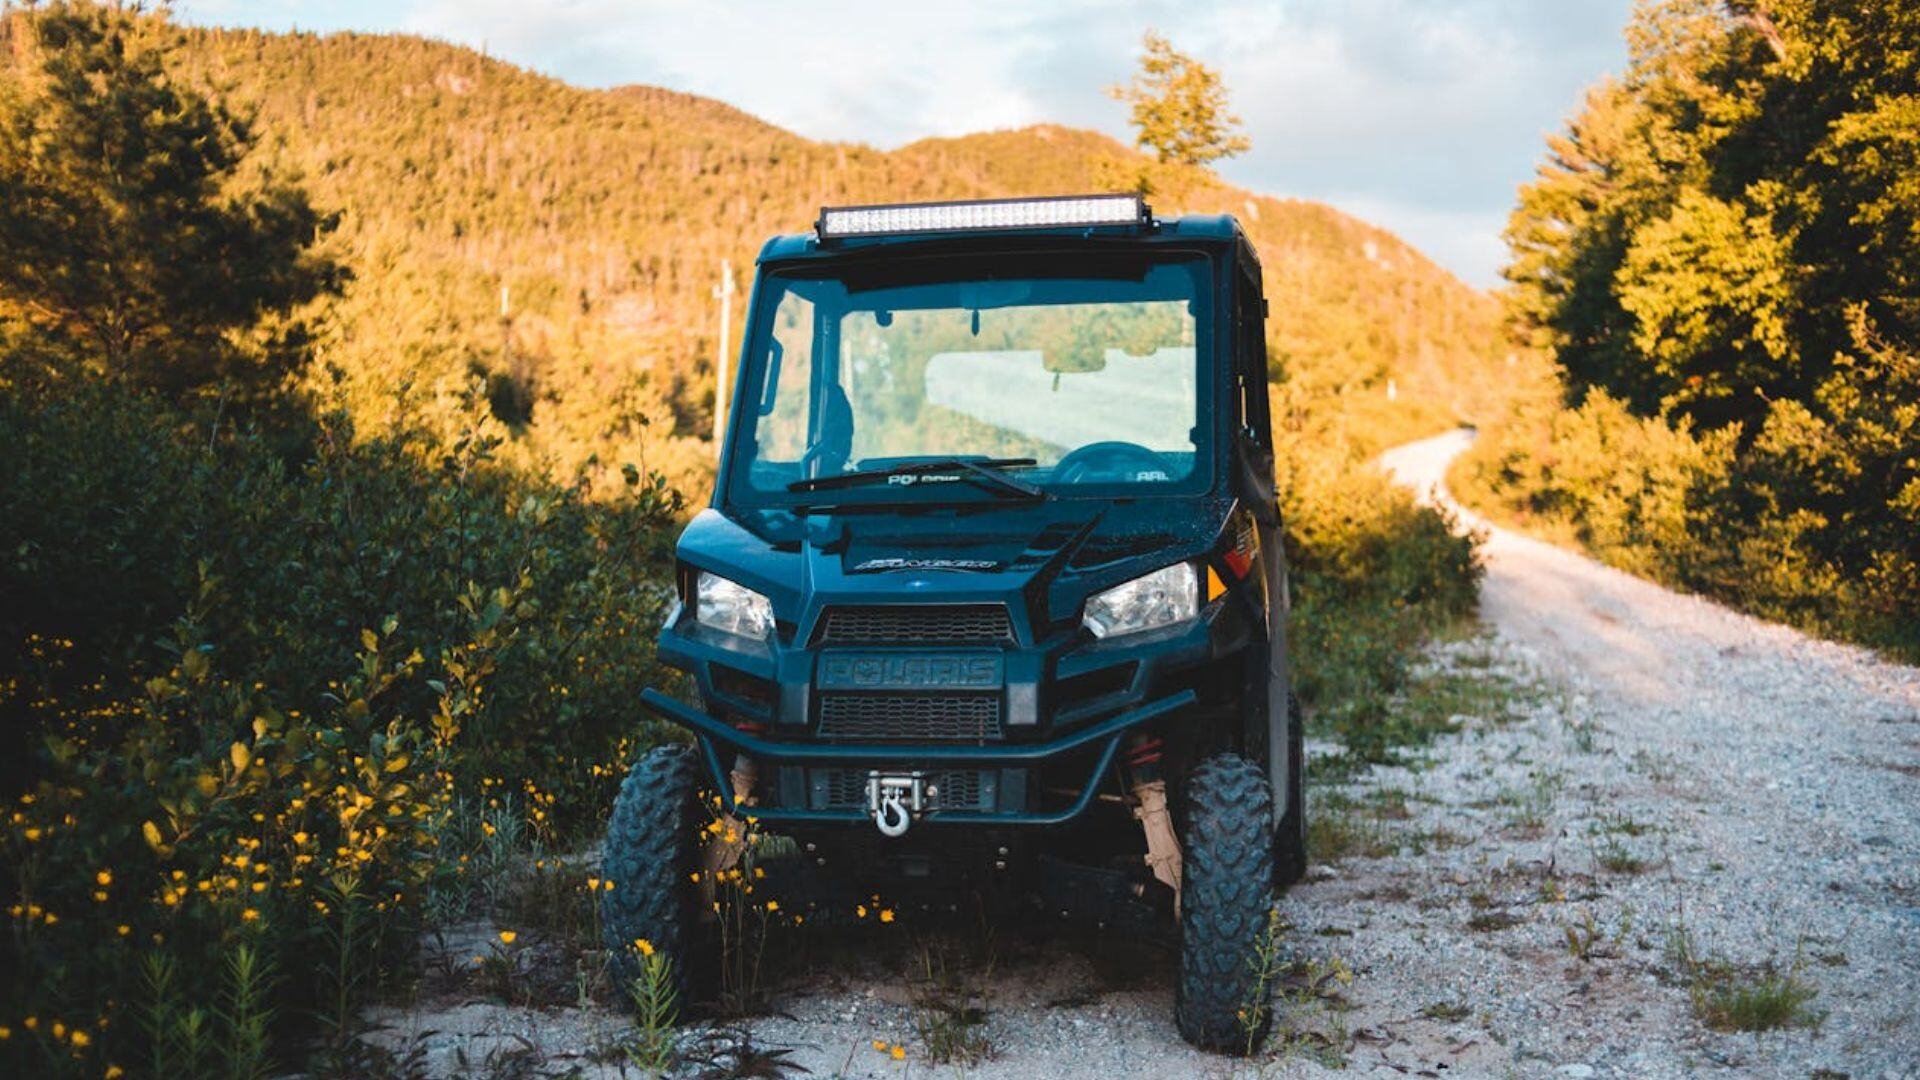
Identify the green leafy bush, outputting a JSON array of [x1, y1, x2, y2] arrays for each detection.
[[1457, 324, 1919, 659], [1279, 408, 1483, 764], [1453, 390, 1734, 578], [0, 376, 683, 1077]]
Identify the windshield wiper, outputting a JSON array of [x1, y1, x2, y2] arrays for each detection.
[[787, 457, 1046, 499]]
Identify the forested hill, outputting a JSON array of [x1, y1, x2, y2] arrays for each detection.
[[174, 27, 1506, 488]]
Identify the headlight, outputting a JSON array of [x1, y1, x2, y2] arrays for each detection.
[[694, 571, 773, 639], [1082, 562, 1199, 639]]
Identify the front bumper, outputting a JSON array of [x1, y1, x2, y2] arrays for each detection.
[[640, 687, 1198, 826]]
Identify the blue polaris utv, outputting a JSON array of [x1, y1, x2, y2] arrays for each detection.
[[601, 195, 1304, 1052]]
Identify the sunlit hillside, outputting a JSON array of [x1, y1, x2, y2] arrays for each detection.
[[176, 27, 1507, 491]]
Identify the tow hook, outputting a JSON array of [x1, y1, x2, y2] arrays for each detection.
[[867, 771, 927, 837]]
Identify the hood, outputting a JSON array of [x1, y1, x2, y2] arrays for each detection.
[[678, 495, 1233, 635]]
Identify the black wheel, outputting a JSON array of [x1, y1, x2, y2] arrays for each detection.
[[1175, 753, 1276, 1054], [1276, 693, 1307, 887], [601, 744, 704, 1008]]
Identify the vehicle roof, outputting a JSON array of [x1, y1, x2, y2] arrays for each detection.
[[755, 213, 1251, 265]]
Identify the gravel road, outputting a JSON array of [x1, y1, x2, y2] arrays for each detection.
[[370, 429, 1920, 1079]]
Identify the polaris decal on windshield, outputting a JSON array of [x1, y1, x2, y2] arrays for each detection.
[[885, 473, 963, 486], [851, 557, 999, 572]]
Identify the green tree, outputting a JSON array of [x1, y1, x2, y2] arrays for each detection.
[[1107, 30, 1251, 167], [1505, 0, 1920, 430], [1484, 0, 1920, 655], [0, 1, 342, 410], [1614, 185, 1796, 423]]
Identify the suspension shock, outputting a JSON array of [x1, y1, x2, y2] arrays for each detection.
[[1126, 734, 1182, 907]]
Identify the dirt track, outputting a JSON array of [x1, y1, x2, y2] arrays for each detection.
[[370, 431, 1920, 1079]]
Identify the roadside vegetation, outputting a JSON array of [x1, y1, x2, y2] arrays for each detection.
[[1, 5, 1492, 1076], [1456, 0, 1919, 660]]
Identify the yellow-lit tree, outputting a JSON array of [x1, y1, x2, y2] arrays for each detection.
[[1107, 30, 1251, 167], [0, 1, 342, 414]]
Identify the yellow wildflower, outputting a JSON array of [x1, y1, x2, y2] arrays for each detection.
[[106, 1067, 125, 1079], [241, 908, 260, 922], [880, 909, 896, 924], [498, 930, 517, 945], [890, 1044, 906, 1060], [95, 870, 112, 887], [633, 938, 655, 957], [871, 1039, 887, 1052], [70, 1029, 90, 1049], [765, 900, 779, 913]]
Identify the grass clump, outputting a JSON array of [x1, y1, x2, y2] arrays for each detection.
[[1664, 924, 1824, 1034], [1693, 967, 1822, 1033], [1305, 797, 1397, 863], [1594, 837, 1648, 875], [909, 940, 993, 1066]]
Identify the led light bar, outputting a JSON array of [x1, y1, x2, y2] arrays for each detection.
[[817, 194, 1150, 240]]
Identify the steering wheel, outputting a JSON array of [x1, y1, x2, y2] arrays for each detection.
[[1052, 441, 1175, 485]]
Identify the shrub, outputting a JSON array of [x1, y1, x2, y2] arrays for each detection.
[[0, 375, 683, 1077], [1452, 390, 1733, 578], [1278, 410, 1483, 762], [1456, 333, 1920, 661]]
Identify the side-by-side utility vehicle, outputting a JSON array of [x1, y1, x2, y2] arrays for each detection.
[[601, 194, 1305, 1051]]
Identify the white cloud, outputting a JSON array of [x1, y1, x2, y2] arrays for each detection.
[[393, 1, 1072, 145]]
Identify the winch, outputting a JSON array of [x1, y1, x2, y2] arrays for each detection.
[[866, 770, 931, 836]]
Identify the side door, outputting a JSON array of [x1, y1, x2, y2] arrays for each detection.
[[1229, 246, 1299, 859]]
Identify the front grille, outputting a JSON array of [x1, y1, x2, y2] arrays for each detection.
[[813, 768, 993, 812], [817, 604, 1012, 646], [818, 694, 1002, 741]]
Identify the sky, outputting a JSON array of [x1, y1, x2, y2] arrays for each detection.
[[173, 0, 1635, 289]]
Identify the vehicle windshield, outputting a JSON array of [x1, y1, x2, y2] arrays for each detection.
[[725, 252, 1213, 507]]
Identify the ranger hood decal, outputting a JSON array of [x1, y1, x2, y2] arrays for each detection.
[[851, 557, 999, 573]]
